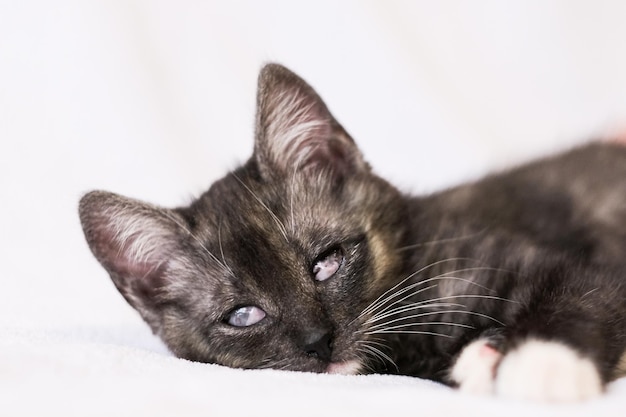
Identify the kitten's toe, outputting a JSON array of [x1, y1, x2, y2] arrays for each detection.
[[495, 339, 603, 402], [450, 339, 502, 396]]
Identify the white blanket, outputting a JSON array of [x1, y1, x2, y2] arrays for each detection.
[[2, 2, 626, 416], [2, 324, 625, 417]]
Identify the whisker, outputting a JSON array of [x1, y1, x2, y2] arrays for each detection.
[[365, 277, 474, 323], [161, 210, 233, 276], [366, 309, 504, 331], [359, 343, 399, 373], [258, 357, 291, 370], [233, 173, 289, 242], [366, 294, 513, 330], [365, 330, 453, 338], [365, 283, 439, 320], [364, 274, 487, 325], [368, 302, 466, 324], [369, 322, 475, 334], [430, 266, 518, 290], [356, 257, 478, 320], [378, 294, 516, 320], [368, 305, 505, 327], [356, 346, 384, 366], [367, 267, 512, 322], [396, 228, 488, 252], [354, 349, 377, 374], [371, 266, 514, 317], [417, 294, 518, 305], [361, 339, 391, 351], [367, 309, 463, 328], [365, 274, 489, 323], [218, 221, 235, 277]]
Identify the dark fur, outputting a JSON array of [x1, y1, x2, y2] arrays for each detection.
[[79, 64, 626, 386]]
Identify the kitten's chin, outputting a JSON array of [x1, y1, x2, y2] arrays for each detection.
[[326, 360, 361, 375]]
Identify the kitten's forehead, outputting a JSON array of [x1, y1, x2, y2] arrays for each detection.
[[204, 163, 359, 242]]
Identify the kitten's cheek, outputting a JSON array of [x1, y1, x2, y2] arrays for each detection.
[[326, 360, 361, 375]]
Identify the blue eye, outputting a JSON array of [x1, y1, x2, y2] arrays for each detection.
[[227, 306, 266, 327], [313, 248, 344, 282]]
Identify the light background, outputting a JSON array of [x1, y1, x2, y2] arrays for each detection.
[[2, 2, 626, 415]]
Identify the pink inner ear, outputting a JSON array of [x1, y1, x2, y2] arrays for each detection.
[[92, 220, 170, 299], [303, 134, 356, 176], [255, 65, 366, 178], [79, 191, 179, 328], [263, 84, 333, 169], [85, 205, 178, 304]]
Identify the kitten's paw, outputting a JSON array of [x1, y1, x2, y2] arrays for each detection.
[[495, 339, 603, 402], [450, 339, 502, 396]]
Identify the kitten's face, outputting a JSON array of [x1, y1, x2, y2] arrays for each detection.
[[79, 64, 406, 374]]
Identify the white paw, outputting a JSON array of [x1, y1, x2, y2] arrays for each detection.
[[450, 339, 502, 395], [495, 339, 603, 402]]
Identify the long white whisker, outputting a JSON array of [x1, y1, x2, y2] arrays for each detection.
[[366, 272, 517, 325], [357, 257, 478, 320], [161, 211, 232, 275], [355, 348, 379, 374], [416, 294, 518, 305], [218, 221, 235, 277], [364, 273, 490, 325], [365, 330, 453, 338], [361, 344, 399, 372], [368, 321, 474, 333], [361, 339, 390, 351], [366, 283, 439, 321], [357, 346, 385, 366], [437, 266, 521, 281], [367, 303, 467, 324], [259, 359, 289, 370], [368, 309, 460, 328], [371, 266, 511, 317], [366, 309, 504, 330], [366, 294, 513, 330], [233, 173, 289, 242], [366, 275, 489, 322], [396, 228, 488, 252]]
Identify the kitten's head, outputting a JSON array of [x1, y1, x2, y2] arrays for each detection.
[[79, 64, 407, 374]]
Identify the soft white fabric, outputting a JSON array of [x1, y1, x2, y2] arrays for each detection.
[[2, 1, 626, 416], [2, 326, 626, 416]]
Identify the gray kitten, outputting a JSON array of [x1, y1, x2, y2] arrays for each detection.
[[79, 64, 626, 402]]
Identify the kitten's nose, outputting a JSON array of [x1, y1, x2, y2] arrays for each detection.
[[300, 328, 333, 362]]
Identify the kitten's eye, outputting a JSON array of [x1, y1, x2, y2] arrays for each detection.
[[312, 248, 344, 282], [227, 306, 266, 327]]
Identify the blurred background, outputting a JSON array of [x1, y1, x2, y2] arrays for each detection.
[[2, 1, 626, 332]]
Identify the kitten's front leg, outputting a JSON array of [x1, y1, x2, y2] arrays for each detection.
[[450, 338, 603, 402]]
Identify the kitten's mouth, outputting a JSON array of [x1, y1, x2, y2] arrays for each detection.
[[325, 360, 361, 375]]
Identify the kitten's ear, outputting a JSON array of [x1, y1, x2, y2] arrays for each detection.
[[79, 191, 183, 332], [254, 63, 368, 179]]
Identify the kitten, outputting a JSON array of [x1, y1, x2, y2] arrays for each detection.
[[79, 63, 626, 402]]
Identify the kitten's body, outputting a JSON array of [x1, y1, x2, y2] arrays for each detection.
[[79, 64, 626, 402], [397, 144, 626, 382]]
